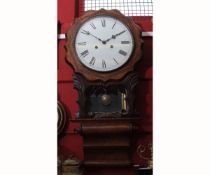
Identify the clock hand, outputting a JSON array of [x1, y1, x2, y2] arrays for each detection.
[[112, 30, 126, 39], [89, 33, 103, 42], [104, 30, 127, 43], [85, 30, 127, 45], [84, 30, 103, 42]]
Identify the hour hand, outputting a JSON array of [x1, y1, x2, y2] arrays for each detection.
[[104, 30, 127, 43], [112, 30, 126, 39]]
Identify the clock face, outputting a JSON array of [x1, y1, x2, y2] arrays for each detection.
[[75, 16, 134, 72]]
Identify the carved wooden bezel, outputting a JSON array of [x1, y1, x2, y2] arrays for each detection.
[[66, 9, 142, 81]]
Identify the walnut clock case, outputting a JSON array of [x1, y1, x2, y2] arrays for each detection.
[[66, 9, 143, 168]]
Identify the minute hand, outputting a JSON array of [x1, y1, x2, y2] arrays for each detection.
[[105, 30, 127, 43]]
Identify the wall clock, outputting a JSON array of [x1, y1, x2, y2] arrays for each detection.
[[66, 9, 142, 168], [66, 9, 142, 81]]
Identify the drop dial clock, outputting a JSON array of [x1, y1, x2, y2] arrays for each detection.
[[65, 9, 143, 169], [75, 16, 134, 72]]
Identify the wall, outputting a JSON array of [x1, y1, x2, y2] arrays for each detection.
[[58, 0, 152, 174]]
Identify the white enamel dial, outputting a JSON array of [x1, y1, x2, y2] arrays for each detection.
[[75, 16, 134, 72]]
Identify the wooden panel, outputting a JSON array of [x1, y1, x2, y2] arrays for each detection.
[[81, 120, 134, 167], [84, 135, 130, 149], [82, 121, 133, 135], [84, 168, 134, 175]]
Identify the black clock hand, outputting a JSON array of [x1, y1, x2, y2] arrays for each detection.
[[82, 30, 103, 42], [89, 33, 103, 42], [104, 30, 127, 43], [112, 30, 126, 39]]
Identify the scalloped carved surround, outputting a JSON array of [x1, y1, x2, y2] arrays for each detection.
[[65, 9, 142, 81]]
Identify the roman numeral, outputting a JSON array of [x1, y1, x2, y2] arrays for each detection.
[[101, 19, 106, 27], [90, 23, 96, 29], [119, 50, 127, 56], [89, 57, 96, 65], [81, 29, 89, 35], [77, 42, 86, 45], [112, 21, 116, 29], [121, 41, 130, 44], [102, 60, 106, 69], [113, 58, 119, 64], [80, 50, 89, 57]]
